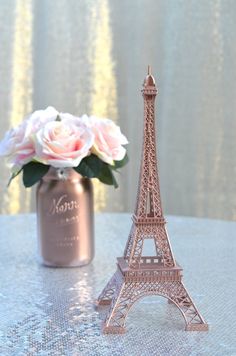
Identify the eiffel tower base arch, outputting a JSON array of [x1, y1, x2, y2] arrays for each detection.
[[96, 263, 208, 333]]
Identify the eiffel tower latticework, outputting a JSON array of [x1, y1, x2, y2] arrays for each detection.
[[96, 67, 208, 333]]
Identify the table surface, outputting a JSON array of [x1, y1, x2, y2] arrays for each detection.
[[0, 213, 235, 356]]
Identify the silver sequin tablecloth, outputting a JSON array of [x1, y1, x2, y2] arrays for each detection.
[[0, 213, 235, 356]]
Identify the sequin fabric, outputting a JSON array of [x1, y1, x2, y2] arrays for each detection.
[[0, 214, 235, 355]]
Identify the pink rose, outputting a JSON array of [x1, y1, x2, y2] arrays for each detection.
[[25, 106, 59, 136], [0, 106, 59, 167], [0, 120, 34, 166], [34, 116, 94, 168], [81, 115, 128, 165]]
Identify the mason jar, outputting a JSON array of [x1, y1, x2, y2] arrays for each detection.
[[36, 167, 94, 267]]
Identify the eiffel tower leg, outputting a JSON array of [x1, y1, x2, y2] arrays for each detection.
[[96, 270, 119, 307], [102, 272, 131, 334], [123, 224, 135, 257], [168, 281, 208, 331], [154, 225, 175, 267], [127, 231, 144, 268]]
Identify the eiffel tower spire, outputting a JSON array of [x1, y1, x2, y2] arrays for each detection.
[[96, 68, 208, 334], [135, 66, 162, 218], [124, 67, 175, 268]]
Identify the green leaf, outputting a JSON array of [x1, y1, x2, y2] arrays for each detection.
[[7, 168, 23, 187], [74, 154, 119, 188], [111, 154, 129, 170], [74, 154, 103, 178], [98, 164, 118, 188], [110, 169, 118, 188], [23, 162, 50, 187]]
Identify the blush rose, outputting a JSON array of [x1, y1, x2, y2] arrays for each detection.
[[0, 106, 59, 167], [34, 115, 94, 168], [81, 115, 128, 165]]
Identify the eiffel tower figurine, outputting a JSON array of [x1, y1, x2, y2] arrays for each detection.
[[96, 67, 208, 333]]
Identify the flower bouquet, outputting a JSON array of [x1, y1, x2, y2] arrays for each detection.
[[0, 106, 128, 187], [0, 107, 128, 267]]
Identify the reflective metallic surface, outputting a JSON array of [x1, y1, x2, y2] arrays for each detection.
[[0, 1, 236, 220], [37, 168, 94, 267], [97, 71, 208, 333], [0, 213, 236, 355]]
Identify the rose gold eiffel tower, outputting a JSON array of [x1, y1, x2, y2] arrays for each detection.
[[96, 67, 208, 333]]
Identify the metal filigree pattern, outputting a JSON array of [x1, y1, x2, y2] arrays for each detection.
[[97, 69, 208, 333], [135, 96, 162, 218], [124, 221, 175, 268], [96, 270, 124, 307], [100, 274, 208, 333], [124, 71, 175, 268]]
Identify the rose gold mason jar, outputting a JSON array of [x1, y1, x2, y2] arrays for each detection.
[[36, 167, 94, 267]]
